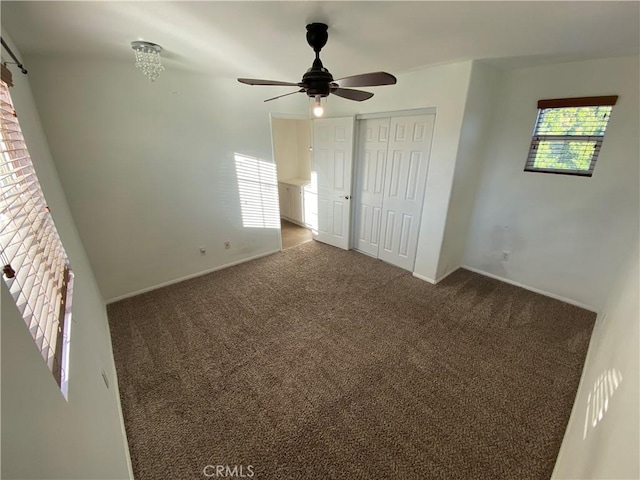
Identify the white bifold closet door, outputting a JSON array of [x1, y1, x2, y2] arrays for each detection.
[[354, 118, 390, 257], [354, 114, 435, 271]]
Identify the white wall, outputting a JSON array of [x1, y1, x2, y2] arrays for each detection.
[[437, 61, 499, 280], [1, 35, 132, 480], [329, 61, 473, 281], [552, 239, 639, 479], [272, 118, 310, 182], [273, 118, 299, 181], [463, 56, 639, 311], [26, 56, 472, 297], [24, 55, 304, 301]]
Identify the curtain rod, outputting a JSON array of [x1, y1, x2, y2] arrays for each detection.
[[0, 37, 27, 75]]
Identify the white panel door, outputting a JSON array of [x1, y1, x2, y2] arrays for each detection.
[[379, 114, 435, 271], [353, 118, 391, 257], [312, 117, 355, 250]]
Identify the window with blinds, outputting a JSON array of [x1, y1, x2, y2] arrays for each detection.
[[525, 96, 618, 177], [0, 79, 73, 397]]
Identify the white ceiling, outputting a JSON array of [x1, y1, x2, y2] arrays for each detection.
[[2, 1, 639, 81]]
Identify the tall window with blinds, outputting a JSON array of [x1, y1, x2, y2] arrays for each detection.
[[0, 79, 73, 397], [525, 96, 618, 177]]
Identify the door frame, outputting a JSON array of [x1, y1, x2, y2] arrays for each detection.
[[355, 107, 437, 121], [353, 108, 437, 270]]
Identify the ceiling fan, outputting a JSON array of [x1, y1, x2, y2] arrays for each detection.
[[237, 23, 396, 112]]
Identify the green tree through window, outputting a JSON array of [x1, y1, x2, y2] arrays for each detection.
[[525, 96, 617, 176]]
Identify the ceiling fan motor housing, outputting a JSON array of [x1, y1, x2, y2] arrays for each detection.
[[302, 59, 334, 97]]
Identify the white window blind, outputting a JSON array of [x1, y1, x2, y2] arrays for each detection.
[[525, 96, 618, 177], [0, 79, 73, 394]]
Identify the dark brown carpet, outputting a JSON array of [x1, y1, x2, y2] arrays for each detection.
[[107, 241, 595, 480]]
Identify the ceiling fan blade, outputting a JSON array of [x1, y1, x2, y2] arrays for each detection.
[[334, 72, 397, 88], [332, 88, 374, 102], [238, 78, 302, 87], [264, 90, 305, 102]]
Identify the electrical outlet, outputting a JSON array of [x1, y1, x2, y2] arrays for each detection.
[[502, 251, 510, 261], [199, 246, 207, 255], [224, 241, 231, 250]]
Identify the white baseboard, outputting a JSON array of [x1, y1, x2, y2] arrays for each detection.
[[106, 249, 280, 304], [281, 216, 308, 228], [412, 265, 460, 285], [550, 322, 600, 479], [435, 266, 459, 283], [461, 265, 597, 312], [109, 357, 135, 479], [412, 272, 436, 284]]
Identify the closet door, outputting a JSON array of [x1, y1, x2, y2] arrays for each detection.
[[378, 114, 435, 271], [353, 118, 390, 257]]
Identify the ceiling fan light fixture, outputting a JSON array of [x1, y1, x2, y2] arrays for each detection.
[[131, 41, 164, 82], [312, 95, 324, 117]]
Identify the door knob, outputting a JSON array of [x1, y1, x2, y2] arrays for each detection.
[[340, 195, 351, 200]]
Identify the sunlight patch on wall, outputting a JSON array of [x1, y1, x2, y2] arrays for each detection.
[[234, 153, 279, 229], [583, 368, 623, 440]]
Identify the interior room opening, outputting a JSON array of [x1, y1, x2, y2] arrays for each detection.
[[270, 115, 314, 250]]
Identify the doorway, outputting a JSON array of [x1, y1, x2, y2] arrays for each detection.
[[270, 114, 314, 250]]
